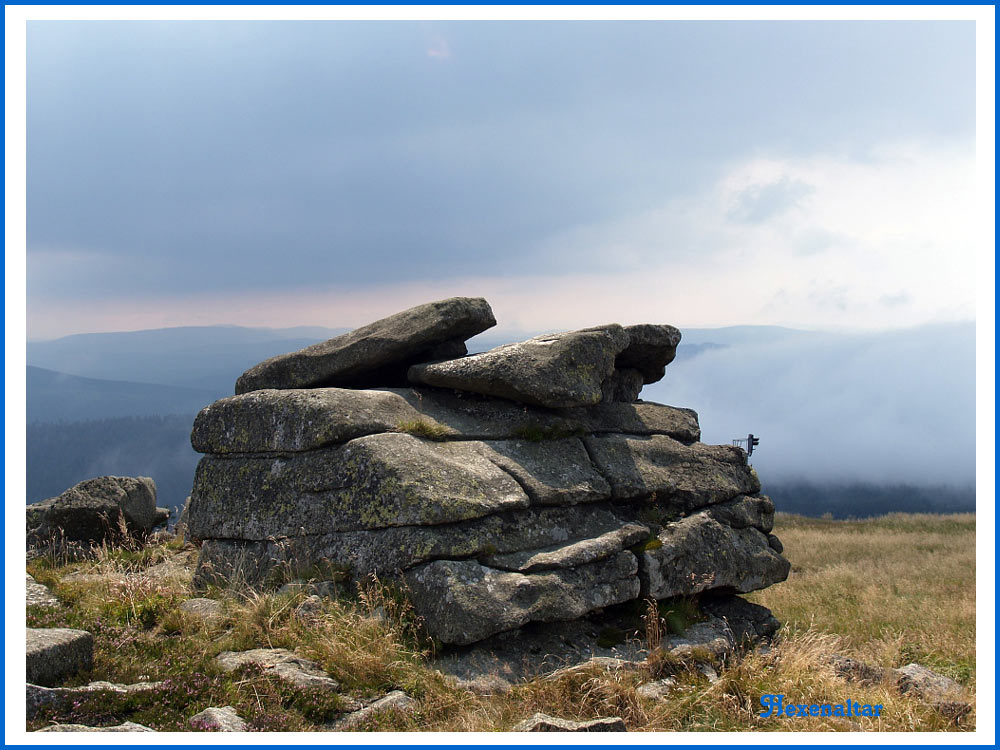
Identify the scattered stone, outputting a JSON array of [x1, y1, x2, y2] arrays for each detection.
[[408, 325, 631, 408], [26, 476, 168, 546], [26, 574, 59, 608], [189, 706, 248, 732], [26, 628, 93, 686], [512, 713, 627, 732], [543, 656, 637, 681], [27, 680, 163, 719], [293, 595, 324, 621], [893, 662, 965, 701], [636, 678, 677, 700], [329, 690, 415, 730], [235, 297, 496, 393], [179, 597, 224, 624], [36, 721, 155, 732], [829, 656, 972, 723], [663, 617, 734, 662], [893, 663, 971, 721], [829, 654, 886, 686], [700, 594, 781, 644], [697, 663, 720, 683], [215, 648, 340, 691]]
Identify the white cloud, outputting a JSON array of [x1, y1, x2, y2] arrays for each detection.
[[529, 140, 976, 330]]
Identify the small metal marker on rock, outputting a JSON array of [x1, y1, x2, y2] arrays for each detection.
[[732, 433, 760, 457]]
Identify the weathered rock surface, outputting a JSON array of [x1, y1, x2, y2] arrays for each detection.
[[616, 324, 682, 384], [36, 721, 155, 732], [483, 523, 648, 573], [27, 681, 162, 720], [26, 574, 59, 608], [235, 297, 496, 394], [192, 386, 701, 455], [26, 628, 93, 686], [190, 434, 530, 539], [636, 678, 677, 700], [894, 663, 971, 720], [189, 706, 248, 732], [189, 298, 789, 648], [215, 648, 340, 691], [328, 691, 415, 730], [403, 553, 639, 645], [639, 513, 790, 599], [27, 476, 168, 546], [513, 713, 627, 731], [408, 325, 631, 408], [700, 593, 781, 644], [196, 504, 645, 587], [585, 434, 760, 510], [830, 655, 972, 722]]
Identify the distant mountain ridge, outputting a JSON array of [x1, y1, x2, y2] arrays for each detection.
[[27, 366, 222, 424], [26, 322, 768, 395]]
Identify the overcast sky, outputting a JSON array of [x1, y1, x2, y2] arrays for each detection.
[[25, 19, 978, 339]]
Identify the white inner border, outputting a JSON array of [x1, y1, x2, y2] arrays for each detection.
[[6, 4, 995, 746]]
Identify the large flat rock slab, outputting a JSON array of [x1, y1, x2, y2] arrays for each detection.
[[235, 297, 495, 394], [584, 434, 760, 510], [194, 504, 643, 586], [192, 386, 701, 455], [408, 325, 630, 408], [483, 523, 649, 573], [403, 552, 640, 645], [26, 628, 93, 686], [189, 433, 529, 539], [639, 513, 790, 598]]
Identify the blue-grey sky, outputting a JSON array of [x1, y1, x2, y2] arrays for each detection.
[[26, 20, 977, 338]]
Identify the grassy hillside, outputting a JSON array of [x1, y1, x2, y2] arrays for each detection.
[[26, 513, 975, 732]]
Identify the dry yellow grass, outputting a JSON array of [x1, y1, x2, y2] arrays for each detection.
[[27, 512, 976, 732], [749, 513, 976, 686]]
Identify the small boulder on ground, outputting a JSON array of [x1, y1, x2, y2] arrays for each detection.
[[26, 574, 59, 608], [189, 706, 248, 732], [26, 628, 93, 686], [27, 680, 163, 719], [26, 476, 168, 547], [512, 713, 627, 731], [235, 297, 496, 393], [215, 648, 340, 692], [329, 691, 415, 730]]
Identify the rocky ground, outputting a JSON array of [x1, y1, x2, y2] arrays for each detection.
[[24, 513, 975, 733]]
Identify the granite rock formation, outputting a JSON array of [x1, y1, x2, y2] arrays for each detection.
[[27, 476, 169, 547], [188, 297, 789, 645]]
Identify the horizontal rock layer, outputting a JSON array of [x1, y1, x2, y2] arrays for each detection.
[[190, 387, 700, 454]]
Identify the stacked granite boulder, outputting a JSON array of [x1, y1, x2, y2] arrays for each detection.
[[187, 297, 789, 646]]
